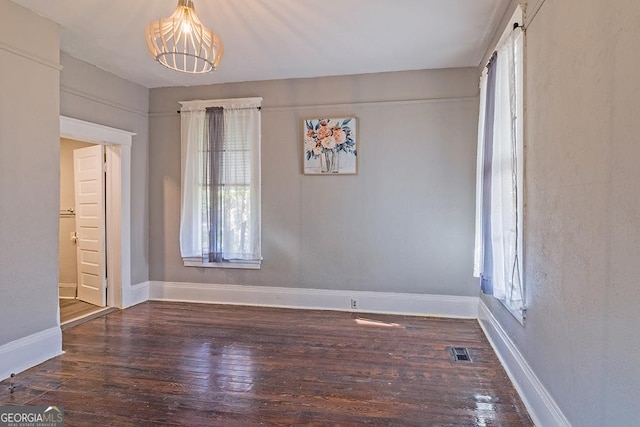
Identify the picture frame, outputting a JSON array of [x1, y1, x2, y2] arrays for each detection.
[[303, 117, 357, 175]]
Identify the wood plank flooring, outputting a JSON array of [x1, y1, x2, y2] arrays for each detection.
[[1, 302, 533, 426]]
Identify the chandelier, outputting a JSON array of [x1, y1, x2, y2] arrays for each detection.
[[146, 0, 223, 73]]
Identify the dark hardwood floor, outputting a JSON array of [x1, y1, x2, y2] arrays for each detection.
[[1, 302, 533, 426]]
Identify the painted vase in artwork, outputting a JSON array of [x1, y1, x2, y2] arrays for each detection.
[[320, 149, 339, 173]]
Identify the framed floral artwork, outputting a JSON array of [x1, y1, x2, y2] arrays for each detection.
[[303, 117, 357, 175]]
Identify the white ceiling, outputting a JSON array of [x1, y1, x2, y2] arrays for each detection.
[[11, 0, 510, 89]]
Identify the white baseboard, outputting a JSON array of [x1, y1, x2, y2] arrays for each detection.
[[58, 282, 77, 299], [0, 327, 63, 381], [122, 281, 150, 308], [478, 299, 571, 427], [148, 281, 478, 318]]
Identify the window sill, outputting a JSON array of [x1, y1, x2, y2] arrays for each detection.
[[499, 299, 526, 326], [183, 259, 261, 270]]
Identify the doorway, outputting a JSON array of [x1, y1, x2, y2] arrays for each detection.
[[58, 116, 136, 328], [58, 139, 103, 323], [58, 139, 111, 326]]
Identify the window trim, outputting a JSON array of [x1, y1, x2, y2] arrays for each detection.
[[476, 6, 526, 324], [183, 258, 261, 270], [179, 97, 263, 270]]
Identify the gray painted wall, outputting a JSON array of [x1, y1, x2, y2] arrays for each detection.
[[482, 0, 640, 425], [149, 69, 480, 296], [60, 53, 150, 286], [0, 0, 60, 344]]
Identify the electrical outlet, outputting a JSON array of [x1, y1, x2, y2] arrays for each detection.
[[350, 298, 357, 309]]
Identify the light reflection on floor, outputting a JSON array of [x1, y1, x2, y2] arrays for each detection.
[[473, 393, 497, 427], [216, 345, 255, 393], [181, 341, 256, 399]]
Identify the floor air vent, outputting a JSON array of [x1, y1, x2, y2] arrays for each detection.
[[450, 346, 472, 362]]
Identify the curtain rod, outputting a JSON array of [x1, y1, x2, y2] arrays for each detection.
[[177, 107, 261, 113], [485, 22, 523, 70]]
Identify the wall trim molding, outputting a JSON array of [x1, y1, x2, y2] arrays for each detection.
[[525, 0, 547, 29], [0, 327, 63, 382], [149, 96, 479, 118], [60, 85, 148, 118], [148, 281, 479, 318], [60, 115, 136, 146], [123, 281, 150, 308], [264, 96, 479, 113], [478, 299, 571, 427], [0, 40, 62, 71]]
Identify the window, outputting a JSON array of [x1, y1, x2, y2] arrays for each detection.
[[474, 7, 525, 322], [179, 97, 262, 269]]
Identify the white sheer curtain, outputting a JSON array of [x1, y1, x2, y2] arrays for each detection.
[[180, 109, 206, 258], [491, 28, 524, 304], [474, 27, 525, 318], [473, 69, 488, 278], [220, 105, 261, 260]]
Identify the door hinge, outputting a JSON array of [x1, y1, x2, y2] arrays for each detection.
[[103, 161, 108, 173]]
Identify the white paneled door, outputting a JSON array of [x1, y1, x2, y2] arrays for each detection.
[[73, 145, 106, 307]]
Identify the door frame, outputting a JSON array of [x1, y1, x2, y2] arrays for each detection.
[[60, 115, 135, 309]]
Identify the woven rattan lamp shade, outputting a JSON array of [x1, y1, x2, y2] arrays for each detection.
[[146, 0, 223, 73]]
